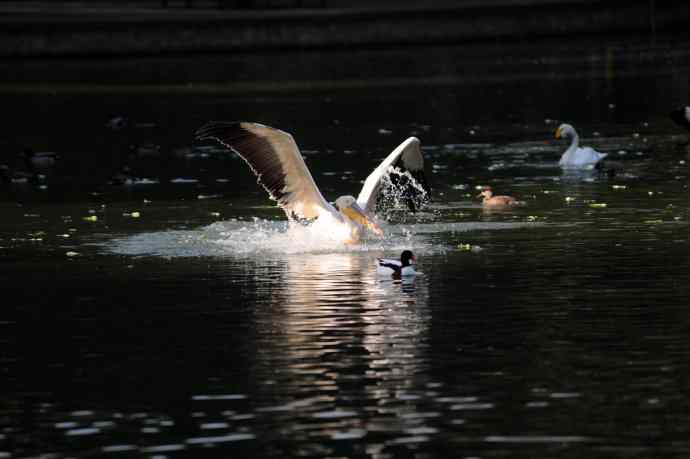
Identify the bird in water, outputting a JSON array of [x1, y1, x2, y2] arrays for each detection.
[[670, 106, 690, 132], [555, 123, 607, 170], [22, 148, 59, 172], [195, 121, 430, 244], [377, 250, 418, 279], [477, 186, 519, 207]]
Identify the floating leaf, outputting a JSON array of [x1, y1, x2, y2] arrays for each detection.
[[588, 203, 607, 208], [82, 216, 98, 222], [66, 251, 79, 257]]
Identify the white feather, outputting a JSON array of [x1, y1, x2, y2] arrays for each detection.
[[357, 137, 424, 213]]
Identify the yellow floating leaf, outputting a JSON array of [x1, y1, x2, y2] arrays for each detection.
[[82, 216, 98, 222], [588, 203, 607, 208]]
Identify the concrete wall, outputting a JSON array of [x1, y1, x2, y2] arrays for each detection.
[[0, 0, 686, 57]]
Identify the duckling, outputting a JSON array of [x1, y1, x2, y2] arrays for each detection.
[[477, 187, 519, 207]]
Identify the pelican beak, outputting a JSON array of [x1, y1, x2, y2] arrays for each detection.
[[554, 127, 561, 139], [342, 203, 384, 236]]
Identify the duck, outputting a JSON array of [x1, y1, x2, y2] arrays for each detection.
[[555, 123, 607, 170], [105, 114, 130, 131], [377, 250, 417, 278], [22, 148, 59, 172], [670, 106, 690, 132], [0, 164, 38, 185], [477, 186, 519, 207]]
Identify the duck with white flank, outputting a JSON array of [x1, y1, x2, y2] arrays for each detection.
[[670, 106, 690, 132], [477, 186, 519, 207], [195, 122, 429, 244], [555, 123, 607, 170], [377, 250, 417, 278]]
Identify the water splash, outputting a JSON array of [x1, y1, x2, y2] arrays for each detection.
[[376, 166, 430, 220], [103, 216, 540, 258], [105, 218, 440, 258]]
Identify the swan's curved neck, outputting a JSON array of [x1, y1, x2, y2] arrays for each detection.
[[568, 130, 579, 150], [562, 131, 580, 161]]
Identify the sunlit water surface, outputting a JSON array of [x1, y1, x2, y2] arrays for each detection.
[[3, 37, 690, 458]]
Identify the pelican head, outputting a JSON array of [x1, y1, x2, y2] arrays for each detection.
[[555, 123, 576, 139], [335, 195, 383, 236]]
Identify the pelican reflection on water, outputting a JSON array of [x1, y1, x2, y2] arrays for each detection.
[[251, 251, 429, 412], [195, 122, 430, 245]]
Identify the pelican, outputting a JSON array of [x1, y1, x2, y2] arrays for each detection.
[[670, 106, 690, 132], [477, 186, 519, 207], [555, 123, 607, 170], [377, 250, 417, 278], [195, 122, 429, 244]]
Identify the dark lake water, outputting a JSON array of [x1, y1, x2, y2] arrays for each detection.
[[3, 35, 690, 458]]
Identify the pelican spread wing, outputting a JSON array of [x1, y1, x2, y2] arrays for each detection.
[[357, 137, 429, 213], [195, 122, 334, 221]]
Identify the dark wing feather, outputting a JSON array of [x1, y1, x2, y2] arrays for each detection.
[[195, 121, 333, 220]]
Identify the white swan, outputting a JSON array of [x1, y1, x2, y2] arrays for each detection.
[[555, 123, 607, 170]]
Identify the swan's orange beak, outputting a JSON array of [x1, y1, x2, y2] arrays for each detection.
[[554, 127, 562, 139]]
